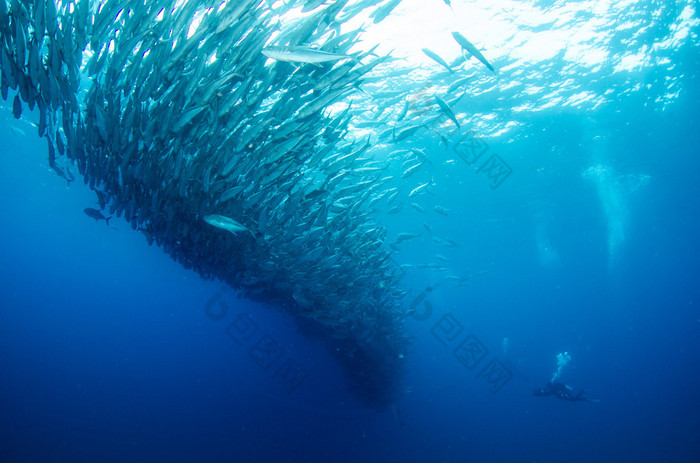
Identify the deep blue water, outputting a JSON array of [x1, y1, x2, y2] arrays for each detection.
[[2, 1, 700, 462]]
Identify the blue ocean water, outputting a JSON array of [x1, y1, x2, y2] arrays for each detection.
[[1, 1, 699, 462]]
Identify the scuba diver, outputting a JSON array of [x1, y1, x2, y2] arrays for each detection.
[[533, 380, 595, 402], [534, 352, 598, 402]]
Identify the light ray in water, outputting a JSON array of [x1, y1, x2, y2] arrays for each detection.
[[583, 164, 650, 267]]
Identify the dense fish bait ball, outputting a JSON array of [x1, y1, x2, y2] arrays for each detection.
[[0, 0, 434, 407]]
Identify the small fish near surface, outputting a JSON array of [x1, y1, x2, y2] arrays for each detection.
[[421, 48, 453, 74], [434, 95, 460, 129], [393, 124, 425, 142], [84, 208, 111, 226], [371, 0, 403, 24], [451, 31, 496, 74], [261, 46, 350, 64]]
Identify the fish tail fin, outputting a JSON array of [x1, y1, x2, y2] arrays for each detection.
[[248, 229, 260, 244]]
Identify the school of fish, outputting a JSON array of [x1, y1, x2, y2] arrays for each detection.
[[0, 0, 497, 406]]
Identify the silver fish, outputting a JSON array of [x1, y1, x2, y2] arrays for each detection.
[[261, 46, 350, 64], [452, 31, 496, 74], [203, 214, 252, 236]]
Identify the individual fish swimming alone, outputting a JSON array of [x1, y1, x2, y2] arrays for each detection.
[[84, 208, 111, 226], [261, 46, 350, 64], [451, 31, 496, 74]]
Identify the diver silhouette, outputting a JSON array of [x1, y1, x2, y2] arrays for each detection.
[[534, 352, 598, 402], [533, 380, 595, 402]]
